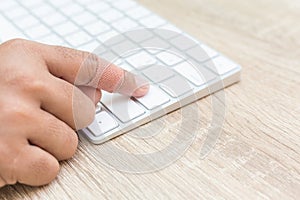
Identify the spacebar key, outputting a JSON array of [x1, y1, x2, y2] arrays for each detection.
[[101, 91, 146, 123]]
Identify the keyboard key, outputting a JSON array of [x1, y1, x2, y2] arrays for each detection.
[[142, 65, 175, 83], [126, 6, 151, 19], [126, 51, 157, 69], [84, 21, 110, 36], [53, 21, 79, 36], [112, 0, 136, 10], [25, 24, 51, 38], [36, 34, 64, 45], [111, 40, 138, 57], [205, 56, 238, 75], [147, 49, 162, 54], [187, 44, 218, 63], [170, 35, 197, 50], [95, 102, 102, 113], [87, 111, 119, 136], [156, 51, 183, 66], [119, 62, 134, 71], [125, 29, 153, 43], [200, 44, 219, 58], [72, 12, 97, 26], [15, 15, 39, 29], [60, 3, 83, 16], [174, 62, 216, 86], [78, 40, 100, 52], [154, 27, 181, 41], [140, 15, 166, 28], [4, 6, 28, 19], [42, 12, 68, 26], [158, 24, 183, 36], [112, 18, 138, 32], [135, 85, 170, 110], [0, 14, 26, 40], [20, 0, 43, 7], [31, 4, 54, 17], [141, 37, 170, 50], [0, 1, 18, 11], [160, 76, 194, 98], [97, 30, 119, 43], [85, 1, 110, 13], [99, 9, 123, 22], [101, 92, 145, 123], [65, 31, 92, 47]]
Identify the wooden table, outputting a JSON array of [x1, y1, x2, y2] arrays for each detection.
[[1, 0, 299, 199]]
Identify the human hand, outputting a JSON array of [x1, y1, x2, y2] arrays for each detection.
[[0, 39, 149, 187]]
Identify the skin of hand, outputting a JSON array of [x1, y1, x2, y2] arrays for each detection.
[[0, 39, 149, 187]]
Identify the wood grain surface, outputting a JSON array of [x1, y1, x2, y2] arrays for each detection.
[[1, 0, 299, 199]]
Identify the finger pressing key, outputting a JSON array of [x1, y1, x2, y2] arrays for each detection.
[[35, 43, 149, 97]]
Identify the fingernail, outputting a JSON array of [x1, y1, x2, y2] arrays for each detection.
[[133, 76, 149, 97], [133, 84, 150, 97]]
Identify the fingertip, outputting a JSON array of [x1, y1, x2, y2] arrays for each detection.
[[16, 145, 60, 186], [132, 84, 150, 97]]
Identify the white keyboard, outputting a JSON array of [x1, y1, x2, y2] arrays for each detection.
[[0, 0, 241, 144]]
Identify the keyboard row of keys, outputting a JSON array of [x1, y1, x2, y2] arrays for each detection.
[[88, 85, 171, 136]]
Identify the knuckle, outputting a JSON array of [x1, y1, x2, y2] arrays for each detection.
[[7, 73, 47, 95], [27, 78, 46, 93], [20, 76, 46, 93], [7, 104, 32, 122], [2, 38, 38, 57], [4, 38, 27, 49]]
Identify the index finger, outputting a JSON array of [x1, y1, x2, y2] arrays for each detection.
[[35, 42, 149, 97]]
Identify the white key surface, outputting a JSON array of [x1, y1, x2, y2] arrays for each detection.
[[60, 3, 83, 16], [112, 18, 138, 32], [25, 24, 51, 38], [126, 6, 151, 19], [99, 9, 123, 22], [86, 1, 110, 13], [170, 35, 197, 50], [87, 111, 119, 136], [206, 56, 238, 75], [31, 4, 54, 17], [142, 65, 175, 83], [156, 51, 184, 66], [84, 21, 110, 36], [187, 45, 217, 63], [42, 13, 67, 26], [126, 51, 157, 69], [0, 15, 26, 41], [101, 92, 145, 123], [65, 31, 92, 47], [72, 12, 97, 26], [53, 21, 78, 36], [15, 15, 39, 29], [160, 76, 194, 98], [139, 15, 166, 28], [135, 85, 170, 110], [4, 7, 28, 19], [174, 62, 216, 86]]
